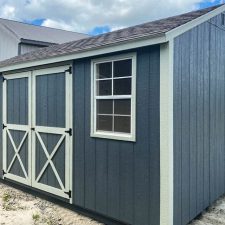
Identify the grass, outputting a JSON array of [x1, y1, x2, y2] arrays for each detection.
[[32, 213, 40, 222], [2, 192, 13, 211], [2, 193, 11, 202]]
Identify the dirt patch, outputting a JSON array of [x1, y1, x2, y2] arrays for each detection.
[[189, 195, 225, 225], [0, 182, 102, 225]]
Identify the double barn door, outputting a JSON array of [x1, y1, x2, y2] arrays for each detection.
[[2, 66, 72, 200]]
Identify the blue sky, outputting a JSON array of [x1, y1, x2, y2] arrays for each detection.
[[0, 0, 223, 35], [198, 0, 223, 8]]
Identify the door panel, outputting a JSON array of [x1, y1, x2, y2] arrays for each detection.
[[36, 73, 65, 128], [2, 66, 72, 200], [32, 67, 72, 199], [3, 73, 31, 185]]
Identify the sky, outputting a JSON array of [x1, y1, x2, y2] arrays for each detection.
[[0, 0, 223, 35]]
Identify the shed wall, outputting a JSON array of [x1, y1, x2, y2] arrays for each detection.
[[173, 13, 225, 225], [73, 46, 160, 225]]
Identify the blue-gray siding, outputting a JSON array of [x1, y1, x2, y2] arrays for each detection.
[[173, 13, 225, 225], [73, 46, 160, 225]]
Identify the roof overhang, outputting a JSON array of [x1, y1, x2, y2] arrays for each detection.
[[1, 4, 225, 73], [0, 35, 167, 73], [20, 38, 57, 47]]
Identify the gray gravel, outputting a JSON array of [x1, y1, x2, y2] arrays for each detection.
[[189, 195, 225, 225]]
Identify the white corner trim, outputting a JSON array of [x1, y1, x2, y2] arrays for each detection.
[[160, 40, 174, 225], [166, 4, 225, 40], [0, 36, 166, 73]]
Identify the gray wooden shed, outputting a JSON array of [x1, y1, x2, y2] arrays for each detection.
[[0, 4, 225, 225]]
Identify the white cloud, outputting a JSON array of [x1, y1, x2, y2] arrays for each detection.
[[0, 5, 16, 19], [0, 0, 220, 33]]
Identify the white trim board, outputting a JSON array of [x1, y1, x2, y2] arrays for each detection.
[[166, 4, 225, 39], [160, 41, 174, 225]]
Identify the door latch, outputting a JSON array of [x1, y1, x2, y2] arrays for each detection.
[[65, 128, 72, 136]]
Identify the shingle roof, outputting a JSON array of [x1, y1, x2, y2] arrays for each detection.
[[0, 5, 222, 68], [0, 18, 89, 44]]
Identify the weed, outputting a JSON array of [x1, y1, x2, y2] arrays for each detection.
[[2, 193, 11, 202], [32, 213, 40, 222]]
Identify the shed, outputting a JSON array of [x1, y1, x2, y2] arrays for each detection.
[[0, 4, 225, 225]]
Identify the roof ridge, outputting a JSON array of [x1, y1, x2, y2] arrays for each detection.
[[0, 17, 89, 36], [0, 19, 20, 40]]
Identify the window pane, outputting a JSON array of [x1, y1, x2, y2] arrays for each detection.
[[96, 62, 112, 79], [113, 78, 131, 95], [114, 59, 132, 77], [114, 99, 131, 115], [114, 116, 131, 133], [97, 100, 113, 114], [97, 115, 113, 131], [97, 80, 112, 96]]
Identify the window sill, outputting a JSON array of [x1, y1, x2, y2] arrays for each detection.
[[91, 131, 136, 142]]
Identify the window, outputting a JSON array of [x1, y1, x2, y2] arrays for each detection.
[[91, 53, 136, 141]]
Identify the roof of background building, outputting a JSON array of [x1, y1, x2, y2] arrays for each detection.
[[0, 18, 89, 44]]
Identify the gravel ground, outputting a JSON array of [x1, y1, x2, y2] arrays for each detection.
[[3, 181, 225, 225], [189, 195, 225, 225], [0, 182, 102, 225]]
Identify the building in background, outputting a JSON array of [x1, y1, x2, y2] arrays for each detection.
[[0, 18, 89, 61]]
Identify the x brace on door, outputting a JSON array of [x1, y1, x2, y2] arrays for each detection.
[[35, 131, 66, 191], [6, 129, 28, 178]]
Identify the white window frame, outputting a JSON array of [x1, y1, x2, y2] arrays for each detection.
[[91, 53, 136, 142]]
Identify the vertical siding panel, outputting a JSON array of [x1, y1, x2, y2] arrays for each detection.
[[134, 48, 150, 225], [203, 22, 210, 208], [107, 141, 120, 218], [73, 61, 85, 206], [84, 60, 96, 210], [181, 31, 190, 225], [148, 47, 160, 225], [119, 142, 134, 224], [209, 23, 216, 203], [196, 25, 204, 213], [95, 140, 108, 214], [173, 37, 182, 225], [189, 27, 197, 219]]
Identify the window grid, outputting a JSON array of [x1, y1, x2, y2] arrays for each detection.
[[91, 53, 136, 141]]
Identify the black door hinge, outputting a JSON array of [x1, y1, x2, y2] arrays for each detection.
[[65, 66, 72, 74], [2, 170, 6, 176], [65, 128, 72, 136], [64, 190, 72, 198], [31, 127, 35, 131], [2, 124, 6, 129], [2, 77, 6, 82]]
